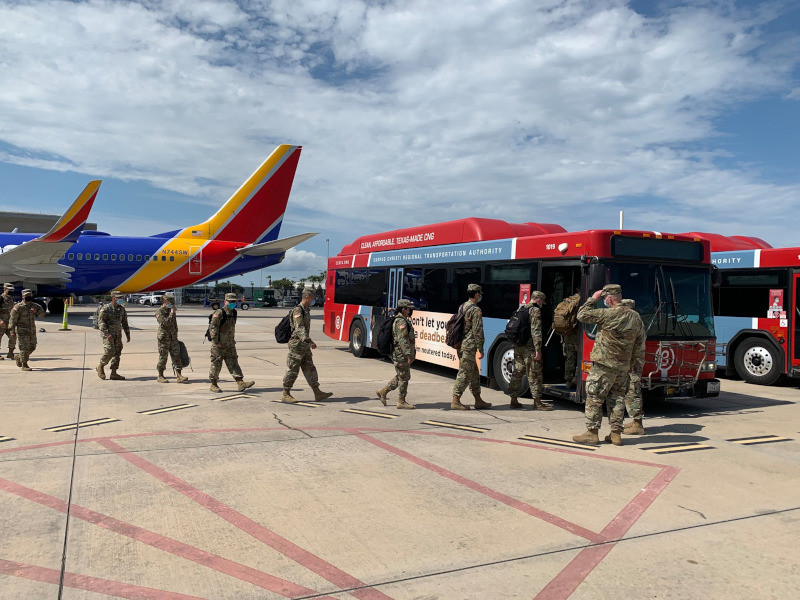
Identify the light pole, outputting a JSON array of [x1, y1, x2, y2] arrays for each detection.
[[325, 238, 330, 262], [250, 281, 254, 301]]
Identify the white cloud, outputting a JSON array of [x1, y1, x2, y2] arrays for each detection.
[[0, 0, 798, 249]]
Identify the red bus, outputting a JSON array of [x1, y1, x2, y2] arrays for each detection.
[[683, 232, 800, 385], [324, 218, 720, 402]]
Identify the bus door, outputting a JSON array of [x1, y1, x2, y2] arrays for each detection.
[[540, 264, 583, 399], [387, 268, 404, 308], [793, 271, 800, 376]]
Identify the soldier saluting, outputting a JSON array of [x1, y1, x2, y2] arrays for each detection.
[[9, 289, 45, 371], [155, 292, 188, 383], [0, 283, 17, 361], [96, 290, 130, 380]]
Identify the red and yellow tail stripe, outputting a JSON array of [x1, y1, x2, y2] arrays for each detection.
[[38, 181, 101, 243]]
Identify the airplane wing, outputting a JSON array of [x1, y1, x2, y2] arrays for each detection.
[[235, 232, 318, 256], [0, 181, 101, 283]]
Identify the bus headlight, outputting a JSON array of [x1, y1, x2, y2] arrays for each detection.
[[701, 361, 717, 372]]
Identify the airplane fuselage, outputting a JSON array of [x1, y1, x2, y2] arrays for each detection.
[[0, 231, 282, 295]]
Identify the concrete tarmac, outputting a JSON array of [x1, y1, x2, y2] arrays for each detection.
[[0, 305, 798, 600]]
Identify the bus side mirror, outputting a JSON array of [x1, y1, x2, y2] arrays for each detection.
[[587, 261, 605, 291]]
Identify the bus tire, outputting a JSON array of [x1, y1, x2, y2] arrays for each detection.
[[492, 340, 528, 396], [733, 337, 783, 386], [47, 298, 65, 316], [349, 320, 369, 358]]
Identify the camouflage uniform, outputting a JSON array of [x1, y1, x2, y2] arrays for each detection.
[[155, 296, 185, 381], [508, 302, 544, 400], [388, 311, 416, 393], [283, 303, 319, 389], [209, 307, 243, 381], [559, 293, 581, 387], [452, 284, 490, 409], [8, 292, 45, 369], [576, 286, 645, 436], [621, 299, 645, 427], [98, 297, 130, 373], [0, 284, 17, 358]]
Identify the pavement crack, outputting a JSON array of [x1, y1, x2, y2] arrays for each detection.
[[678, 505, 707, 520], [272, 413, 312, 438]]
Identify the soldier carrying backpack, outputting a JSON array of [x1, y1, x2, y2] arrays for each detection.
[[376, 299, 417, 409], [553, 290, 581, 389], [507, 291, 554, 411]]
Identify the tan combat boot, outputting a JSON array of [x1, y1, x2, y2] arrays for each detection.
[[176, 370, 189, 383], [605, 432, 623, 446], [110, 370, 125, 380], [236, 379, 255, 392], [6, 350, 13, 359], [573, 429, 600, 445], [16, 355, 22, 367], [157, 370, 169, 383], [312, 386, 333, 401], [473, 394, 492, 409], [533, 398, 554, 411], [0, 354, 3, 360], [376, 387, 389, 406], [96, 364, 106, 380], [281, 388, 298, 403], [210, 379, 222, 393], [396, 396, 415, 410], [21, 363, 32, 372], [623, 419, 645, 435], [509, 396, 525, 410], [451, 395, 469, 411]]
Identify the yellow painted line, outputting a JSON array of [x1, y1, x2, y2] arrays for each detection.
[[727, 436, 792, 445], [422, 420, 490, 433], [644, 444, 714, 454], [519, 435, 597, 451], [138, 404, 198, 415], [0, 436, 15, 443], [271, 401, 322, 408], [44, 418, 120, 433], [212, 393, 257, 403], [342, 409, 398, 420]]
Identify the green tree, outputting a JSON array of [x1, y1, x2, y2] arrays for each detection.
[[271, 278, 296, 291]]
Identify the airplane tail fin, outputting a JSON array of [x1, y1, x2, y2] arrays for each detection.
[[180, 145, 302, 244], [37, 180, 101, 243]]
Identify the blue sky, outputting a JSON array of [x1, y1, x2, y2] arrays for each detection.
[[0, 0, 798, 286]]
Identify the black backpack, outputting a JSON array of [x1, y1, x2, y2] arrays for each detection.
[[204, 309, 236, 342], [445, 305, 467, 349], [274, 309, 294, 343], [505, 305, 531, 345], [178, 340, 191, 367], [376, 314, 398, 355]]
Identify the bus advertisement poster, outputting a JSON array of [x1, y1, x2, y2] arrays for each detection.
[[410, 310, 461, 369], [519, 284, 531, 305]]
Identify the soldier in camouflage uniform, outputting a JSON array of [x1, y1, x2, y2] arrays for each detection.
[[209, 292, 254, 393], [508, 291, 554, 411], [0, 283, 17, 360], [281, 289, 333, 403], [558, 290, 581, 389], [8, 289, 45, 371], [620, 299, 646, 435], [451, 283, 492, 411], [573, 284, 645, 446], [96, 290, 130, 380], [155, 292, 188, 384], [376, 299, 417, 409]]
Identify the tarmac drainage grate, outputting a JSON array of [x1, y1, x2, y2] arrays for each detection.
[[726, 435, 792, 446], [138, 404, 198, 415], [0, 436, 15, 443], [342, 409, 399, 419], [518, 435, 597, 451], [212, 393, 257, 402], [643, 442, 714, 455], [422, 421, 490, 433], [43, 418, 120, 433]]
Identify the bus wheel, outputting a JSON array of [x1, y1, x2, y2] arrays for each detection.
[[47, 298, 65, 315], [492, 340, 527, 395], [733, 337, 783, 386], [349, 320, 368, 358]]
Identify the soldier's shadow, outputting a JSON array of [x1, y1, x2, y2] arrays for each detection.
[[622, 434, 710, 446]]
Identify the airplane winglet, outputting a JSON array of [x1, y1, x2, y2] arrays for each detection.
[[235, 232, 318, 256], [37, 180, 101, 243]]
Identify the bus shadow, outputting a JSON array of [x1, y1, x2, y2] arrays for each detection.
[[636, 391, 793, 420]]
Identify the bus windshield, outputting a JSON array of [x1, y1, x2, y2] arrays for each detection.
[[601, 261, 715, 339]]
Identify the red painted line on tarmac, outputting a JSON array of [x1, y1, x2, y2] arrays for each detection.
[[0, 478, 331, 599], [532, 465, 680, 600], [356, 433, 603, 543], [97, 438, 395, 600], [0, 558, 206, 600]]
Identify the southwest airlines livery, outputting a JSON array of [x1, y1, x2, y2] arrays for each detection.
[[0, 145, 315, 313]]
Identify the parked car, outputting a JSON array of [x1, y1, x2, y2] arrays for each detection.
[[140, 293, 163, 306]]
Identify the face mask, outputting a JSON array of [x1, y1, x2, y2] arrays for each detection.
[[227, 302, 236, 309], [476, 295, 482, 303], [407, 309, 414, 317], [23, 296, 32, 303], [166, 303, 174, 309]]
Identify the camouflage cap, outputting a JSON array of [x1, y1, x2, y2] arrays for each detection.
[[163, 292, 175, 302], [110, 290, 124, 298], [224, 293, 238, 302], [600, 284, 622, 297], [3, 282, 13, 291], [301, 288, 315, 299], [531, 290, 546, 304], [620, 299, 636, 308], [21, 289, 33, 296], [467, 283, 482, 293], [397, 299, 415, 309]]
